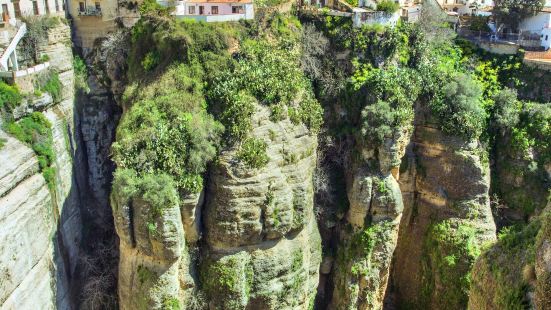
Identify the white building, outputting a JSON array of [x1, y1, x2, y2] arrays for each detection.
[[519, 1, 551, 50], [170, 0, 254, 22], [0, 0, 64, 73], [437, 0, 494, 16]]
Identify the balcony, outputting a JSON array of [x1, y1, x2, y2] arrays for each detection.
[[78, 7, 102, 16]]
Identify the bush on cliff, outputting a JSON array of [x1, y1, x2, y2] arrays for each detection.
[[209, 36, 323, 143], [5, 112, 56, 190], [429, 73, 486, 140], [0, 81, 22, 109], [113, 64, 223, 193]]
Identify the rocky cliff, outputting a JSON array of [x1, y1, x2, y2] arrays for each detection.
[[0, 21, 81, 309], [3, 7, 551, 310], [391, 121, 496, 309]]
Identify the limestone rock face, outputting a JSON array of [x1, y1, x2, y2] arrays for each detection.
[[0, 134, 56, 310], [535, 206, 551, 309], [329, 125, 408, 310], [202, 104, 321, 309], [0, 22, 82, 309], [78, 77, 121, 215], [392, 125, 496, 309], [113, 194, 186, 310]]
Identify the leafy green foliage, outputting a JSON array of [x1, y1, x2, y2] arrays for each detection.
[[516, 102, 551, 163], [376, 0, 400, 13], [251, 0, 287, 8], [209, 19, 322, 142], [236, 138, 269, 169], [473, 220, 542, 309], [111, 169, 179, 218], [141, 51, 160, 71], [138, 0, 170, 16], [73, 56, 90, 93], [0, 138, 6, 149], [0, 81, 22, 109], [128, 16, 235, 81], [5, 112, 55, 190], [39, 72, 63, 102], [356, 66, 418, 147], [492, 88, 521, 131], [469, 16, 491, 32], [344, 0, 359, 7], [429, 73, 486, 140], [424, 220, 483, 309], [114, 64, 223, 193]]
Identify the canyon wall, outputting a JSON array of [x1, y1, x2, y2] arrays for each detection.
[[391, 119, 497, 309], [0, 21, 81, 309], [111, 103, 322, 309]]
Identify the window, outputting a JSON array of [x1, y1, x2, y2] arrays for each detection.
[[211, 5, 218, 14], [79, 1, 84, 11], [188, 5, 195, 14], [231, 5, 243, 13], [546, 35, 549, 41], [199, 5, 204, 14], [32, 0, 39, 15], [2, 4, 9, 19], [45, 0, 50, 14], [13, 1, 21, 17], [95, 2, 100, 10]]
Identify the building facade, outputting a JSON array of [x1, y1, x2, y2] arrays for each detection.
[[0, 0, 65, 24], [68, 0, 120, 50], [172, 0, 254, 22], [519, 3, 551, 50], [436, 0, 494, 15]]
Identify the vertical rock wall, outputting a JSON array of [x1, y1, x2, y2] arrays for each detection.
[[391, 122, 497, 309], [328, 127, 410, 310], [202, 104, 321, 309], [0, 22, 82, 309]]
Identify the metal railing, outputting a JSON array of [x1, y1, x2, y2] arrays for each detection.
[[0, 22, 26, 71], [457, 28, 541, 46], [78, 7, 102, 16]]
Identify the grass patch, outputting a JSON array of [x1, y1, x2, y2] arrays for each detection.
[[236, 137, 269, 169], [4, 112, 56, 190]]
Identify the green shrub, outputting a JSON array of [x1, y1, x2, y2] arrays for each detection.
[[376, 0, 400, 13], [113, 64, 223, 193], [469, 16, 491, 32], [0, 137, 6, 149], [39, 54, 50, 63], [210, 37, 323, 142], [141, 51, 160, 71], [0, 81, 22, 109], [429, 73, 486, 140], [344, 0, 359, 7], [5, 112, 56, 190], [492, 88, 521, 131], [236, 138, 269, 169], [36, 71, 63, 102], [73, 56, 90, 93], [423, 220, 483, 309], [139, 0, 170, 16]]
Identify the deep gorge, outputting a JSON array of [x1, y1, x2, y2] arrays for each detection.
[[0, 3, 550, 310]]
